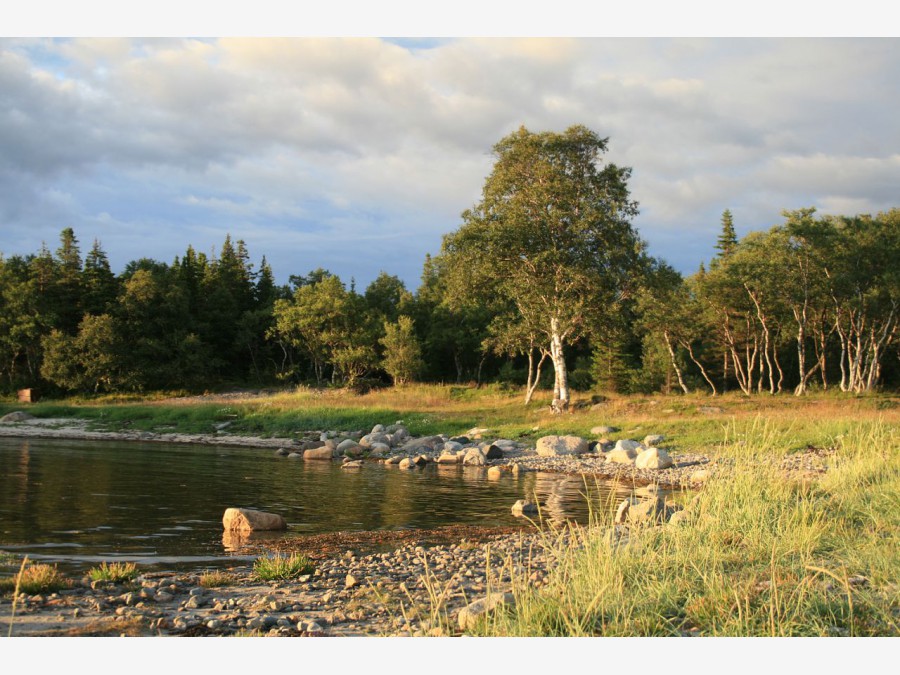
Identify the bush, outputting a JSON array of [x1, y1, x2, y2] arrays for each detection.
[[252, 553, 315, 581], [88, 561, 139, 584], [0, 562, 69, 596]]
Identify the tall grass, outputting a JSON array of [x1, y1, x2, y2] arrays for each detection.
[[465, 420, 898, 636]]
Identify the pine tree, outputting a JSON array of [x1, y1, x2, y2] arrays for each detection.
[[715, 209, 738, 258]]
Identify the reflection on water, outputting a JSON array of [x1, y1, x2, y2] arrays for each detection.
[[0, 437, 662, 574]]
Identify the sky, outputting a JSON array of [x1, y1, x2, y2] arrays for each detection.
[[1, 29, 898, 290]]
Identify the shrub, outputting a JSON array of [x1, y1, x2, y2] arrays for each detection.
[[88, 561, 139, 584], [0, 562, 70, 595], [253, 553, 315, 581]]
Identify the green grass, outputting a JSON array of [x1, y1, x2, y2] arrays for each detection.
[[88, 561, 139, 584], [252, 553, 315, 581], [0, 561, 70, 596], [459, 419, 899, 636]]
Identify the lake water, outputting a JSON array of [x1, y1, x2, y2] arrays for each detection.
[[0, 437, 640, 574]]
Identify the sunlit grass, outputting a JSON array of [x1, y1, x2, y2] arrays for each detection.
[[252, 553, 315, 582], [0, 561, 70, 596], [199, 570, 237, 588], [458, 420, 899, 637], [88, 561, 139, 584]]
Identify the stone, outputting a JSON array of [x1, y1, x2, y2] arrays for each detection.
[[437, 452, 461, 465], [484, 445, 504, 460], [486, 466, 503, 480], [462, 448, 486, 466], [1, 411, 34, 423], [607, 447, 638, 464], [535, 435, 588, 457], [287, 452, 303, 459], [614, 439, 643, 452], [368, 442, 391, 455], [590, 425, 617, 435], [341, 460, 363, 469], [274, 448, 290, 457], [627, 497, 668, 526], [467, 427, 490, 440], [371, 424, 385, 434], [360, 432, 390, 448], [303, 446, 335, 460], [384, 455, 403, 465], [337, 439, 361, 455], [668, 509, 692, 525], [643, 434, 666, 447], [635, 447, 674, 470], [222, 507, 287, 532], [511, 499, 538, 516], [442, 441, 464, 454], [398, 457, 418, 470], [457, 592, 515, 630], [690, 469, 711, 483], [345, 574, 360, 589], [300, 440, 325, 451], [614, 498, 636, 524], [449, 436, 470, 445]]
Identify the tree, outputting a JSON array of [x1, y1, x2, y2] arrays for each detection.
[[380, 316, 424, 385], [714, 209, 738, 260], [441, 125, 643, 412]]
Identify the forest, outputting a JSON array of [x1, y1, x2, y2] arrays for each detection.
[[1, 127, 898, 404]]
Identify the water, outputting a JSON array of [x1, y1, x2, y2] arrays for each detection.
[[0, 437, 639, 574]]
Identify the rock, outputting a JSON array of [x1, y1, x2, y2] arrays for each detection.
[[487, 466, 503, 480], [668, 509, 692, 525], [371, 424, 385, 434], [462, 448, 486, 466], [398, 457, 420, 470], [300, 440, 326, 451], [442, 441, 464, 454], [345, 574, 360, 589], [341, 460, 363, 469], [484, 445, 504, 460], [222, 508, 287, 532], [303, 446, 335, 460], [384, 455, 403, 465], [360, 432, 390, 448], [337, 439, 361, 456], [614, 439, 643, 452], [457, 592, 515, 630], [437, 452, 461, 465], [1, 411, 34, 423], [274, 448, 290, 457], [368, 442, 391, 456], [627, 497, 668, 526], [467, 427, 490, 440], [614, 498, 636, 524], [449, 436, 470, 445], [287, 452, 303, 459], [643, 434, 666, 447], [635, 447, 674, 470], [535, 435, 588, 457], [511, 499, 538, 516], [388, 426, 410, 443], [590, 425, 617, 435], [690, 469, 711, 483], [607, 447, 638, 464]]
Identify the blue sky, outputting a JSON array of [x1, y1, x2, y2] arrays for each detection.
[[2, 36, 899, 291]]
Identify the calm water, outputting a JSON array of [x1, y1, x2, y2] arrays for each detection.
[[0, 437, 639, 574]]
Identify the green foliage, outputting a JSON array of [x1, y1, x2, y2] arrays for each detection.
[[0, 562, 69, 596], [88, 561, 139, 583], [252, 553, 315, 581], [380, 316, 425, 385]]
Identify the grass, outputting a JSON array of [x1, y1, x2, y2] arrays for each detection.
[[199, 570, 237, 588], [0, 559, 70, 597], [88, 561, 139, 584], [458, 419, 899, 637], [252, 553, 315, 582]]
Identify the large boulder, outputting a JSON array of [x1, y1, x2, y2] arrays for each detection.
[[337, 439, 362, 456], [359, 432, 390, 448], [304, 446, 335, 460], [607, 447, 638, 464], [442, 441, 464, 454], [535, 435, 588, 457], [222, 508, 287, 532], [635, 447, 674, 470], [484, 444, 504, 460], [437, 452, 461, 464]]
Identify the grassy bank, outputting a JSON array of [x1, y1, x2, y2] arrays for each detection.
[[2, 384, 898, 452], [465, 419, 899, 636]]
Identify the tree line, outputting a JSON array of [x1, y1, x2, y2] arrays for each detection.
[[1, 125, 898, 405]]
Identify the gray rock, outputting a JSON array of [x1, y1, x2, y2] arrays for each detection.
[[607, 447, 638, 464], [614, 439, 643, 452], [360, 432, 390, 448], [643, 434, 666, 447], [635, 447, 674, 470], [274, 448, 290, 457], [442, 441, 464, 454], [590, 425, 617, 435], [457, 592, 515, 630], [287, 452, 303, 459], [627, 497, 668, 526], [337, 439, 361, 455], [371, 424, 386, 434], [484, 445, 504, 460], [535, 435, 588, 457]]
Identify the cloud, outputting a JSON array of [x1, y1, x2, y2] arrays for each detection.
[[1, 37, 899, 288]]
